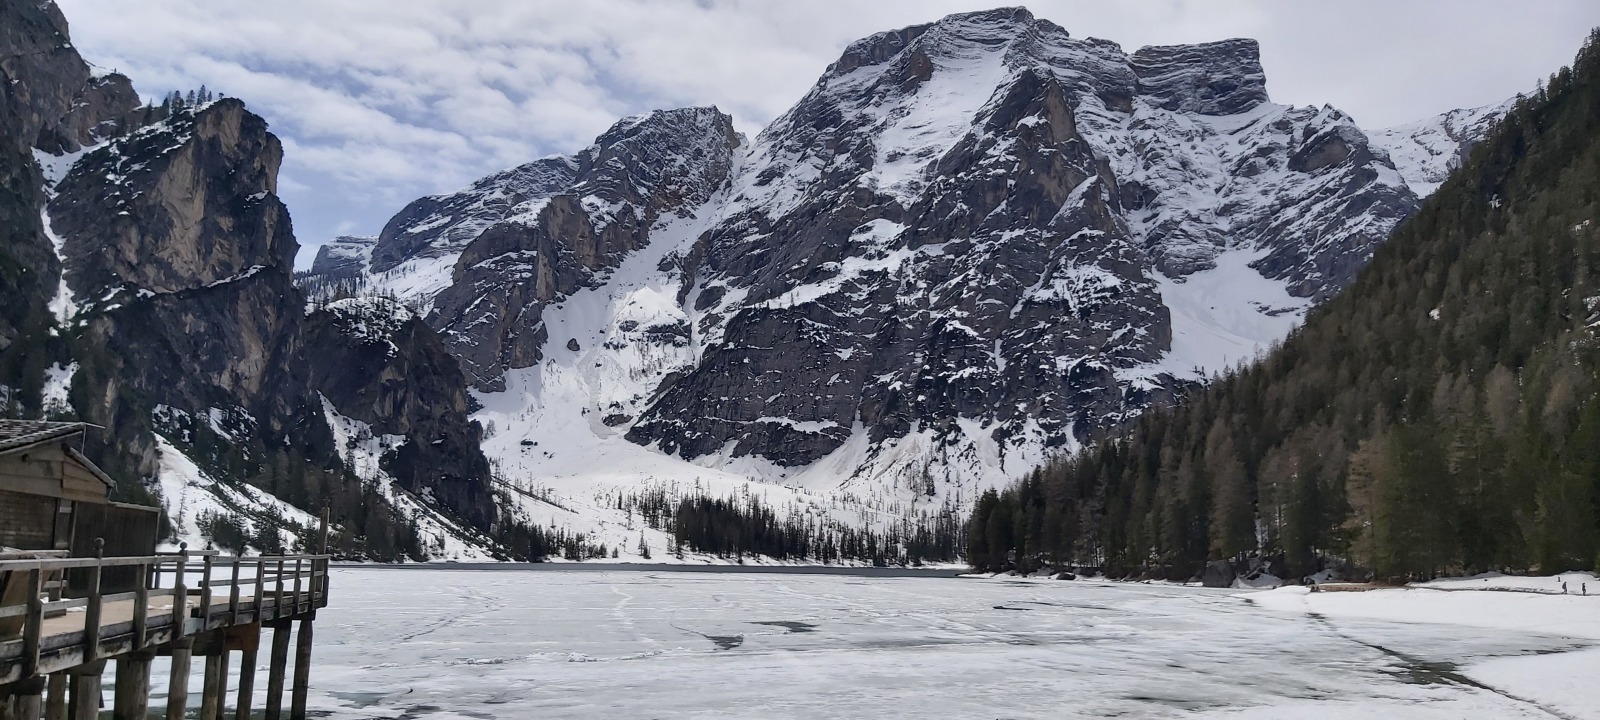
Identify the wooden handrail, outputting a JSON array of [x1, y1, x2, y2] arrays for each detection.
[[0, 553, 330, 573]]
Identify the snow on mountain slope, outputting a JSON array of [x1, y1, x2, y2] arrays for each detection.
[[310, 8, 1513, 555], [154, 434, 320, 553], [1370, 97, 1515, 197]]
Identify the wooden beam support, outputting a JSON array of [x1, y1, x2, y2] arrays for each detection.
[[164, 638, 193, 720], [289, 615, 314, 720], [198, 648, 229, 720], [233, 640, 258, 720], [44, 673, 66, 720], [111, 650, 154, 720], [66, 660, 104, 720], [263, 621, 292, 720], [12, 676, 45, 720]]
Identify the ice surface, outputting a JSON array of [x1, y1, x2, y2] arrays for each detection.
[[132, 568, 1600, 719]]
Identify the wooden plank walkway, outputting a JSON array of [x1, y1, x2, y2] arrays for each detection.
[[0, 552, 329, 720]]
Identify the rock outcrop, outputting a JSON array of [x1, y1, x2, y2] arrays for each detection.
[[365, 107, 741, 390], [0, 2, 504, 556], [303, 298, 494, 529], [0, 0, 135, 415]]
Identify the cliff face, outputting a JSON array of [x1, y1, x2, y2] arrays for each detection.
[[0, 0, 135, 416], [303, 298, 494, 529], [358, 107, 742, 390], [0, 2, 504, 557], [48, 100, 307, 480]]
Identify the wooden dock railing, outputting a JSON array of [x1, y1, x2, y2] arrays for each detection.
[[0, 548, 330, 720]]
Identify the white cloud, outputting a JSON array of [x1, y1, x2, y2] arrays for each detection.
[[56, 0, 1600, 263]]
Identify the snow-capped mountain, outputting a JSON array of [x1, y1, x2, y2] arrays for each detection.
[[1369, 98, 1515, 197], [1, 0, 1512, 562], [303, 7, 1511, 542]]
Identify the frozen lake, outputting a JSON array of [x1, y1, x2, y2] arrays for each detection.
[[167, 567, 1600, 718]]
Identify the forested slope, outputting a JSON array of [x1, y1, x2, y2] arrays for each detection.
[[970, 31, 1600, 582]]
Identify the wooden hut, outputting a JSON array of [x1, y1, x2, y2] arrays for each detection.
[[0, 420, 158, 559]]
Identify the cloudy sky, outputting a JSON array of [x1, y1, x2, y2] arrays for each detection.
[[57, 0, 1600, 267]]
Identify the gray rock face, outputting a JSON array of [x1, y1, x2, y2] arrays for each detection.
[[303, 298, 494, 528], [397, 107, 741, 390], [352, 8, 1507, 498], [308, 235, 377, 278], [0, 0, 136, 414], [40, 98, 498, 538], [370, 158, 578, 273], [0, 1, 137, 154], [54, 100, 294, 299], [626, 8, 1417, 477], [1131, 39, 1268, 116]]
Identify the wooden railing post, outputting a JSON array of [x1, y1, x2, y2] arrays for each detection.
[[199, 553, 215, 626], [132, 563, 149, 650], [23, 567, 44, 678], [171, 545, 190, 640], [253, 558, 265, 624], [228, 557, 242, 623], [292, 558, 303, 614], [84, 540, 104, 662], [273, 558, 285, 620]]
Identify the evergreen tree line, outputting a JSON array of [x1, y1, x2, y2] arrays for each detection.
[[969, 31, 1600, 582], [616, 487, 965, 565]]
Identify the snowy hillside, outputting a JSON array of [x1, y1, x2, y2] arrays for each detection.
[[1370, 98, 1515, 197]]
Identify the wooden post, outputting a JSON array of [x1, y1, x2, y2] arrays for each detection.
[[292, 558, 303, 614], [44, 673, 67, 720], [83, 544, 103, 663], [198, 646, 229, 720], [132, 564, 149, 650], [165, 638, 194, 720], [228, 557, 242, 623], [22, 568, 43, 678], [317, 508, 329, 555], [66, 661, 104, 720], [199, 553, 215, 626], [263, 622, 292, 720], [252, 558, 265, 624], [12, 677, 45, 720], [171, 546, 189, 639], [273, 558, 285, 620], [112, 649, 154, 720], [289, 615, 314, 720], [234, 642, 258, 720]]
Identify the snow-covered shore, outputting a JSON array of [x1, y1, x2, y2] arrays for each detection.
[[1251, 572, 1600, 719]]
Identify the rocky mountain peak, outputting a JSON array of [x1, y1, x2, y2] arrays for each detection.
[[0, 0, 138, 154], [1131, 39, 1268, 115], [308, 235, 377, 278], [53, 99, 293, 299]]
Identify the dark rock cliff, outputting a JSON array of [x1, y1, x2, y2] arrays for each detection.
[[303, 298, 495, 529], [0, 0, 135, 416]]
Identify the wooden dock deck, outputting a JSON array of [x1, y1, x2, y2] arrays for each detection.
[[0, 550, 329, 720]]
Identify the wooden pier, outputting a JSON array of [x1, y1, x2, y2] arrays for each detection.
[[0, 548, 329, 720]]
